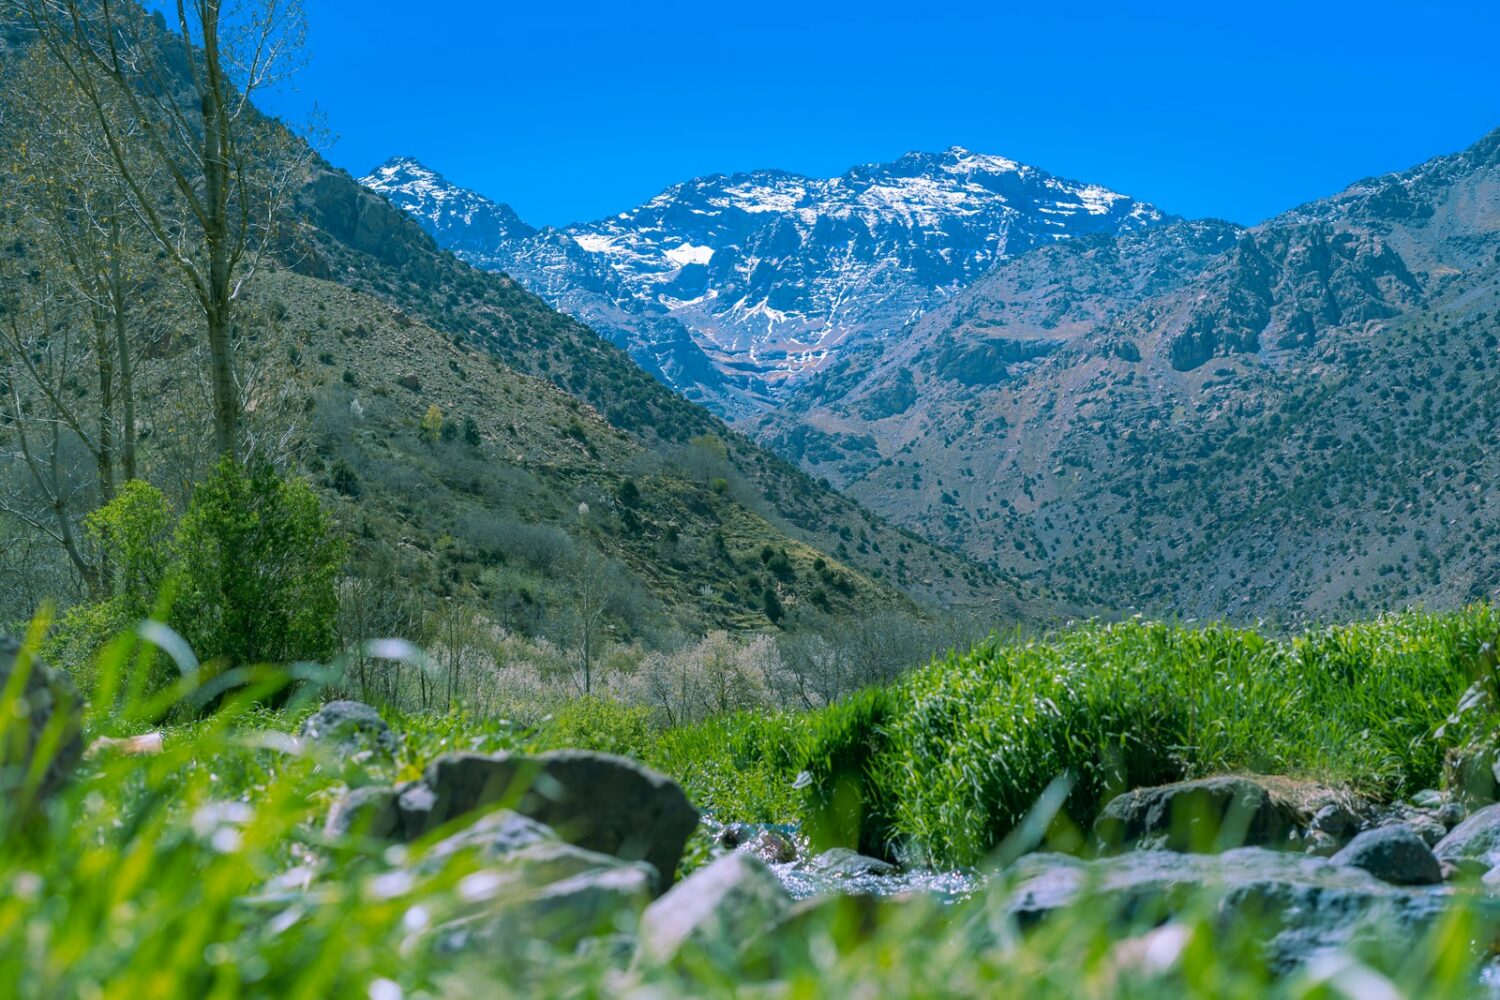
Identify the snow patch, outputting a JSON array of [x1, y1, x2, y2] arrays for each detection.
[[665, 243, 714, 267]]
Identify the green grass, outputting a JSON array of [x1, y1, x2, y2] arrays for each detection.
[[5, 607, 1500, 996], [651, 607, 1500, 867]]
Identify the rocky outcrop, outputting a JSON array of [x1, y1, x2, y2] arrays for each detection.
[[299, 700, 397, 758], [1434, 803, 1500, 868], [0, 637, 84, 818], [1000, 848, 1467, 973], [1094, 776, 1297, 853]]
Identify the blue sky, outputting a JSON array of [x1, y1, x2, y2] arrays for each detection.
[[258, 1, 1500, 228]]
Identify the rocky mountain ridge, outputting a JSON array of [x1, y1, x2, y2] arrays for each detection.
[[361, 149, 1169, 415], [755, 126, 1500, 619]]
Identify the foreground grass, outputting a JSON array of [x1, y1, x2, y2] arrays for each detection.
[[4, 607, 1500, 996], [4, 711, 1493, 998]]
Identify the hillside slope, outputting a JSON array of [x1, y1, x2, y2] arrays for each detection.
[[280, 159, 1038, 628], [753, 128, 1500, 620]]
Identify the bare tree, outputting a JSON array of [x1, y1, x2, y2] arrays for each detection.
[[566, 542, 611, 696], [14, 0, 309, 461], [0, 259, 106, 593]]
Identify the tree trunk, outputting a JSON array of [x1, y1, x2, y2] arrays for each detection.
[[201, 6, 240, 462], [110, 213, 137, 482]]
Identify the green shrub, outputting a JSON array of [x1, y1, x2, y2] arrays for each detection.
[[172, 459, 344, 680], [48, 462, 343, 701], [535, 695, 657, 760]]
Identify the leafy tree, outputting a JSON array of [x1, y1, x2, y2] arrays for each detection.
[[421, 405, 443, 444], [172, 460, 343, 675], [49, 463, 342, 695], [763, 588, 785, 625]]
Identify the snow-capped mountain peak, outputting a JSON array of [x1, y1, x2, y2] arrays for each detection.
[[361, 149, 1171, 415], [361, 157, 536, 248]]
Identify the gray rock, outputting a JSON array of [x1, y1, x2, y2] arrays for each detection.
[[1303, 830, 1341, 857], [807, 848, 899, 878], [717, 822, 756, 849], [395, 781, 436, 838], [1310, 802, 1358, 839], [421, 750, 699, 891], [1434, 803, 1500, 866], [1404, 814, 1448, 848], [429, 838, 657, 954], [1094, 776, 1296, 853], [746, 829, 798, 865], [1437, 801, 1468, 830], [999, 847, 1466, 973], [636, 852, 792, 967], [323, 780, 438, 844], [1332, 825, 1443, 885], [1411, 789, 1445, 809], [299, 700, 396, 757], [424, 809, 560, 865], [324, 785, 402, 839], [0, 637, 83, 817]]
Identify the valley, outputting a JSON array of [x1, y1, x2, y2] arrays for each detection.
[[2, 1, 1498, 997]]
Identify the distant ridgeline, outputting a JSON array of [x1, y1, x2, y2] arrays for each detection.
[[361, 150, 1168, 416]]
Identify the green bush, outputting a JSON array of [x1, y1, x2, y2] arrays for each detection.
[[172, 459, 344, 680], [535, 695, 657, 760], [48, 482, 177, 688], [48, 462, 344, 700]]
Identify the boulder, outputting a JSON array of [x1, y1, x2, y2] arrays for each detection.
[[999, 848, 1467, 973], [1309, 802, 1358, 839], [636, 852, 792, 968], [423, 809, 559, 865], [299, 700, 396, 757], [324, 785, 402, 840], [1434, 803, 1500, 866], [1094, 776, 1296, 853], [1302, 830, 1341, 857], [1436, 801, 1467, 830], [1331, 825, 1443, 886], [423, 814, 658, 955], [421, 750, 699, 890], [1403, 814, 1448, 848], [717, 822, 757, 849], [807, 848, 899, 879], [1411, 789, 1445, 809], [324, 779, 437, 843], [0, 637, 84, 817]]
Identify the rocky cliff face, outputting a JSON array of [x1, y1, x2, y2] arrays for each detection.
[[362, 149, 1169, 415], [754, 127, 1500, 620]]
